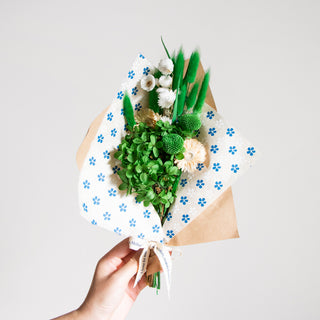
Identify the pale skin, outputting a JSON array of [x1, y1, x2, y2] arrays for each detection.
[[52, 238, 146, 320]]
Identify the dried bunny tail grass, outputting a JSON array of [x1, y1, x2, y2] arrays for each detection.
[[175, 138, 206, 173]]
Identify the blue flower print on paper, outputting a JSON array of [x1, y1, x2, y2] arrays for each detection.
[[138, 233, 145, 239], [135, 196, 141, 204], [124, 124, 128, 132], [82, 203, 88, 212], [128, 70, 135, 79], [129, 218, 136, 227], [180, 179, 187, 187], [135, 103, 142, 111], [131, 87, 138, 96], [166, 212, 172, 221], [119, 203, 127, 212], [103, 150, 110, 159], [195, 129, 200, 138], [196, 163, 204, 171], [229, 146, 237, 154], [212, 163, 221, 172], [214, 181, 223, 190], [139, 53, 145, 59], [83, 180, 90, 189], [206, 111, 214, 119], [97, 173, 105, 181], [226, 128, 235, 137], [231, 164, 240, 173], [143, 210, 151, 218], [103, 212, 111, 220], [198, 198, 207, 207], [196, 179, 205, 189], [166, 230, 175, 238], [208, 128, 216, 136], [117, 91, 124, 100], [210, 145, 219, 154], [247, 147, 256, 156], [108, 188, 116, 197], [91, 219, 97, 225], [97, 134, 104, 143], [89, 157, 96, 166], [112, 166, 120, 174], [114, 227, 122, 235], [111, 128, 117, 137], [143, 67, 150, 75], [107, 112, 113, 121], [120, 108, 124, 115], [180, 196, 188, 205], [93, 196, 100, 205], [182, 214, 190, 223], [152, 225, 160, 233]]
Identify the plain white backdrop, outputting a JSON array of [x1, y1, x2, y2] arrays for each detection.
[[1, 0, 319, 319]]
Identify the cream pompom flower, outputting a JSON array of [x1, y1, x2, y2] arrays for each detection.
[[175, 139, 206, 173], [159, 75, 172, 88], [158, 58, 174, 75], [141, 75, 156, 92], [157, 87, 176, 109]]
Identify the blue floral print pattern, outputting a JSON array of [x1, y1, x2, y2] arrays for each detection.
[[196, 163, 204, 171], [226, 128, 235, 136], [229, 146, 237, 154], [82, 203, 88, 212], [206, 111, 214, 119], [83, 180, 90, 189], [196, 180, 205, 189], [166, 212, 172, 221], [92, 196, 100, 205], [231, 164, 239, 173], [166, 230, 175, 238], [247, 147, 256, 156], [180, 179, 187, 187], [214, 181, 223, 190], [210, 145, 219, 153], [138, 233, 145, 239], [129, 219, 136, 227], [103, 212, 111, 220], [114, 227, 122, 235], [143, 67, 150, 75], [208, 128, 216, 136], [152, 225, 160, 233], [198, 198, 207, 207], [91, 220, 97, 225], [131, 87, 138, 95], [112, 166, 120, 174], [212, 163, 221, 172], [97, 134, 104, 143], [180, 196, 188, 205], [111, 128, 117, 137], [181, 214, 190, 223], [89, 157, 96, 166], [108, 188, 116, 197], [97, 173, 105, 181], [103, 150, 110, 159], [135, 103, 142, 111], [143, 210, 151, 218], [107, 112, 113, 121], [119, 203, 127, 212], [128, 70, 135, 79], [117, 91, 124, 100]]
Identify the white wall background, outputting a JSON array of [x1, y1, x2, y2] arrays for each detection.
[[1, 0, 319, 319]]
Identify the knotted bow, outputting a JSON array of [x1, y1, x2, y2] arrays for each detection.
[[129, 236, 172, 294]]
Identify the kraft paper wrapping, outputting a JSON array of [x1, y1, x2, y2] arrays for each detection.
[[76, 62, 239, 275]]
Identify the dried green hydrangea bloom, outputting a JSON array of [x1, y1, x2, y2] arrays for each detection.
[[178, 113, 202, 132], [162, 133, 184, 155]]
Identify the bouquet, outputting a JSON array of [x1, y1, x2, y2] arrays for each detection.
[[77, 39, 258, 293]]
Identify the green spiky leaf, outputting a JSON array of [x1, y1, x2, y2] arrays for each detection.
[[177, 84, 187, 116], [193, 71, 210, 114], [123, 92, 136, 127], [184, 50, 200, 84], [149, 88, 160, 113], [186, 82, 199, 110], [172, 49, 184, 91], [161, 36, 171, 59]]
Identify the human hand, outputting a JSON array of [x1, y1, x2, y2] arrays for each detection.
[[53, 238, 146, 320]]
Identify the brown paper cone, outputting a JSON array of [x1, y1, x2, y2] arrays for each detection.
[[76, 61, 239, 275]]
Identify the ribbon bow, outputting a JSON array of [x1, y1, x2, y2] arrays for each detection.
[[129, 237, 172, 294]]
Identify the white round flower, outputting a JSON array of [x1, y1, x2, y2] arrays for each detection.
[[160, 116, 172, 124], [156, 87, 176, 109], [141, 75, 156, 92], [159, 75, 172, 88], [158, 58, 174, 75]]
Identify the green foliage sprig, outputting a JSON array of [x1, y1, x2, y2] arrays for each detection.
[[114, 121, 186, 218], [123, 92, 136, 127]]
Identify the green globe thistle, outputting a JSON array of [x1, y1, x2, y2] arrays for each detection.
[[162, 134, 184, 155], [178, 114, 201, 132]]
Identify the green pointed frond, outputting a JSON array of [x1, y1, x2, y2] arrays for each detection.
[[123, 92, 136, 127], [193, 71, 210, 114], [186, 82, 199, 110], [184, 50, 200, 84]]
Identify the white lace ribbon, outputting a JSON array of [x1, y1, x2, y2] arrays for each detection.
[[129, 236, 172, 294]]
